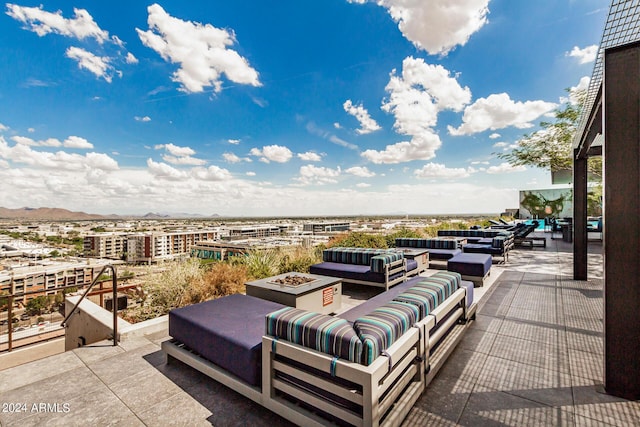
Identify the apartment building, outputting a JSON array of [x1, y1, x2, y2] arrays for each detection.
[[83, 233, 129, 260], [302, 221, 350, 234], [126, 230, 219, 263], [0, 260, 111, 305]]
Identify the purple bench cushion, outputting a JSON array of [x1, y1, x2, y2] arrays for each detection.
[[265, 307, 362, 363], [426, 248, 462, 260], [353, 301, 419, 365], [448, 253, 492, 277], [168, 294, 285, 387], [459, 280, 474, 308], [309, 261, 404, 284]]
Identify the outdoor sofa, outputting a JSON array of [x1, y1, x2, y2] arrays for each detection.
[[162, 271, 476, 427], [437, 228, 513, 243], [309, 247, 418, 291], [461, 234, 514, 263], [394, 238, 461, 263]]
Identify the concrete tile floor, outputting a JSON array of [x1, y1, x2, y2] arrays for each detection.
[[1, 234, 638, 426]]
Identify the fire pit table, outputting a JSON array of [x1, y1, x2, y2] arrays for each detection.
[[245, 272, 342, 314]]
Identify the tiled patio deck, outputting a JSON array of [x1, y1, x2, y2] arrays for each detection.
[[1, 234, 638, 426]]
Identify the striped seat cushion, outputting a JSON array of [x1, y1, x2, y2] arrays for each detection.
[[431, 271, 462, 290], [370, 252, 404, 273], [353, 301, 419, 365], [393, 290, 436, 319], [322, 247, 389, 265], [265, 307, 362, 363]]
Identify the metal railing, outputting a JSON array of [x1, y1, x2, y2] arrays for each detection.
[[61, 264, 118, 346]]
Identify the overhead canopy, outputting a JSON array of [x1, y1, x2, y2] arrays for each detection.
[[574, 0, 640, 156]]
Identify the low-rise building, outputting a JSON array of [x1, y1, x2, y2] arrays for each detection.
[[126, 230, 219, 263]]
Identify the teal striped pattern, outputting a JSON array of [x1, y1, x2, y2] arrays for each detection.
[[395, 238, 457, 249], [393, 272, 460, 318], [265, 307, 362, 363], [431, 271, 462, 290], [393, 291, 436, 319], [353, 301, 418, 365], [370, 252, 404, 273]]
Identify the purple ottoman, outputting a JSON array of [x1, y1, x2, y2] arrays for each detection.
[[447, 253, 492, 287]]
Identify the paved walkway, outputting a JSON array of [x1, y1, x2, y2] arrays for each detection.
[[1, 235, 638, 426]]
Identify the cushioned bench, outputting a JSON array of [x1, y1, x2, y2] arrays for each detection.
[[447, 252, 492, 287], [164, 271, 476, 427], [462, 234, 514, 263], [309, 247, 416, 291], [438, 229, 513, 244], [168, 294, 285, 386], [395, 238, 462, 263]]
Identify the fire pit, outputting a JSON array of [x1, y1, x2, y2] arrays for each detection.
[[245, 272, 342, 314], [268, 274, 318, 287]]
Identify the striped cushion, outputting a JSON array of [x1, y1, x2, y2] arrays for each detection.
[[431, 271, 462, 290], [322, 247, 387, 265], [353, 301, 418, 365], [491, 236, 506, 249], [395, 238, 457, 250], [411, 277, 457, 306], [265, 307, 362, 363], [370, 252, 404, 273], [393, 291, 436, 319]]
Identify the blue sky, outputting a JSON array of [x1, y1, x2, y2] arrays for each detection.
[[0, 1, 608, 216]]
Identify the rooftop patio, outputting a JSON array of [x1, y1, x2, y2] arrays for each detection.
[[1, 234, 635, 426]]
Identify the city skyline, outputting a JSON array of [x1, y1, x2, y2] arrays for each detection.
[[0, 1, 607, 216]]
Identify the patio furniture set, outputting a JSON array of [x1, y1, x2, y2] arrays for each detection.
[[163, 244, 480, 426]]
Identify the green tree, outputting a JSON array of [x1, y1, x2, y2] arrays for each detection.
[[26, 296, 48, 316], [498, 90, 602, 178]]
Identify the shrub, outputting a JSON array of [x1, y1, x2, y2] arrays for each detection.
[[385, 228, 423, 247], [241, 249, 281, 279], [278, 246, 322, 274], [328, 232, 388, 249]]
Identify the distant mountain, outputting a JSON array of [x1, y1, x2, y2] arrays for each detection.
[[0, 207, 107, 220], [0, 207, 218, 220]]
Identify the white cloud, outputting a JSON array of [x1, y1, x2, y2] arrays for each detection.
[[486, 162, 526, 174], [489, 133, 501, 139], [66, 47, 115, 82], [355, 182, 371, 188], [297, 152, 322, 162], [228, 139, 241, 145], [0, 136, 116, 171], [492, 141, 518, 151], [126, 52, 139, 64], [250, 145, 293, 163], [11, 135, 93, 149], [343, 100, 381, 134], [414, 163, 472, 179], [6, 4, 109, 43], [349, 0, 490, 55], [567, 45, 598, 64], [362, 131, 443, 164], [295, 165, 341, 186], [333, 122, 342, 129], [223, 152, 250, 163], [154, 143, 205, 165], [155, 143, 196, 157], [364, 57, 471, 164], [306, 121, 359, 151], [0, 123, 8, 132], [135, 116, 151, 122], [136, 3, 261, 93], [162, 155, 206, 166], [246, 171, 256, 177], [448, 93, 557, 136], [191, 165, 232, 181], [64, 136, 94, 149], [345, 166, 376, 178], [146, 159, 189, 180]]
